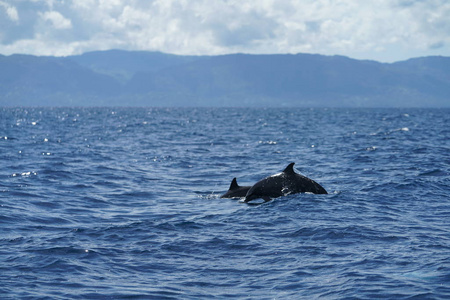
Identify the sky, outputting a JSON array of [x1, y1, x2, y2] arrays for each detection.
[[0, 0, 449, 62]]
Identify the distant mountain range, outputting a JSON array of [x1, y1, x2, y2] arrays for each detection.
[[1, 49, 449, 107]]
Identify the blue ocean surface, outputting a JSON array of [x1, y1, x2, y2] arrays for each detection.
[[1, 107, 449, 299]]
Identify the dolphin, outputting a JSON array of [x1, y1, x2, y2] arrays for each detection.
[[244, 162, 327, 203], [220, 178, 252, 199]]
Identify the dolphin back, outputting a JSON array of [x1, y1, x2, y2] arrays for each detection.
[[286, 163, 327, 194], [244, 163, 327, 202], [291, 173, 328, 194], [221, 178, 252, 198]]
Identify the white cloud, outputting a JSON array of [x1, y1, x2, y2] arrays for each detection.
[[0, 0, 449, 61], [0, 1, 19, 22], [39, 10, 72, 29]]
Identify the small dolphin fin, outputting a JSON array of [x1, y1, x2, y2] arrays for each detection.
[[283, 162, 296, 174], [229, 178, 239, 190]]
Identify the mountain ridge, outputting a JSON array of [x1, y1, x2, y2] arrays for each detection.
[[0, 50, 449, 107]]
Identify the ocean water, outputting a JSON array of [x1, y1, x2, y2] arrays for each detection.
[[1, 107, 449, 299]]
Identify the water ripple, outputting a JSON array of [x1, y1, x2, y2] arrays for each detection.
[[0, 107, 449, 299]]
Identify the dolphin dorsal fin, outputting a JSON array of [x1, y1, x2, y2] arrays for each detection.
[[283, 163, 296, 174], [229, 178, 239, 190]]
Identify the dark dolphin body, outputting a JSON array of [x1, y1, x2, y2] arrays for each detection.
[[244, 163, 327, 203], [220, 178, 252, 199]]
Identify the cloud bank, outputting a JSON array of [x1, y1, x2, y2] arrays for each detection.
[[1, 0, 449, 61]]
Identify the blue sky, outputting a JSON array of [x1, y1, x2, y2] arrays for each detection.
[[1, 0, 449, 62]]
